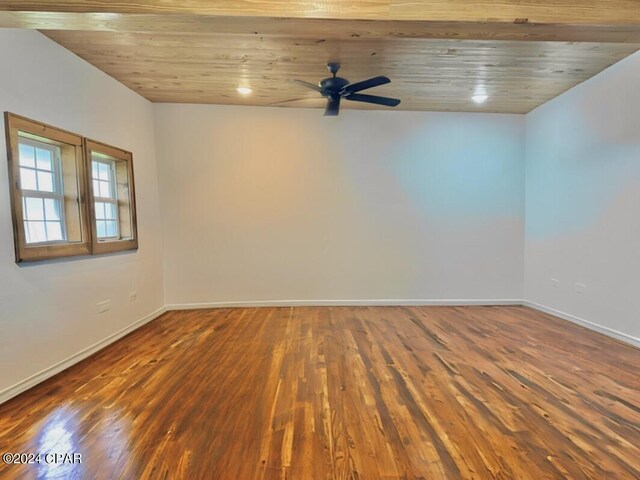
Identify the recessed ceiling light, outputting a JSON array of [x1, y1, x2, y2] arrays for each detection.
[[472, 93, 489, 104], [236, 86, 253, 95]]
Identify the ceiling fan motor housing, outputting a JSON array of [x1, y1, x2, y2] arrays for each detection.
[[320, 76, 350, 97]]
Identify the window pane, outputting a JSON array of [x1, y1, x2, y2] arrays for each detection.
[[20, 168, 37, 190], [100, 181, 112, 198], [44, 198, 61, 221], [92, 161, 99, 179], [26, 221, 46, 243], [37, 171, 54, 192], [23, 221, 31, 243], [18, 143, 36, 168], [35, 148, 53, 171], [95, 202, 105, 220], [25, 197, 44, 221], [106, 221, 118, 238], [96, 220, 106, 238], [105, 203, 117, 220], [46, 221, 63, 241], [98, 162, 110, 181]]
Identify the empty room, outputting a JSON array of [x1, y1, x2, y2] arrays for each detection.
[[0, 1, 638, 479]]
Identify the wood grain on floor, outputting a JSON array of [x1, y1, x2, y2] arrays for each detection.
[[0, 306, 638, 479]]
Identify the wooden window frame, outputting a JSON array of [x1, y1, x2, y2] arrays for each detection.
[[84, 139, 138, 255], [4, 112, 91, 262]]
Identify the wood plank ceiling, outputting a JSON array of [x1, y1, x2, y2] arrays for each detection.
[[40, 31, 639, 113], [1, 1, 639, 113]]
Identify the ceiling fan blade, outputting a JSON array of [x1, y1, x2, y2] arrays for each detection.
[[343, 76, 390, 93], [290, 79, 322, 93], [267, 97, 317, 106], [324, 96, 341, 116], [345, 93, 401, 107]]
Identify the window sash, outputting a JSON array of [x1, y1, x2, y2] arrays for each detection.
[[92, 158, 120, 240], [91, 158, 116, 198], [18, 137, 64, 191], [22, 196, 68, 245], [18, 138, 68, 245]]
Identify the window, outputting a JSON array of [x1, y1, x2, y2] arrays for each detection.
[[19, 138, 66, 244], [92, 158, 119, 239], [85, 139, 138, 254], [4, 113, 139, 262], [5, 113, 91, 262]]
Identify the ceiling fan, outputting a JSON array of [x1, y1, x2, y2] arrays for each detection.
[[290, 63, 401, 116]]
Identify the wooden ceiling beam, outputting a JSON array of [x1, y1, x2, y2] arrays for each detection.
[[1, 12, 640, 43], [0, 0, 639, 25]]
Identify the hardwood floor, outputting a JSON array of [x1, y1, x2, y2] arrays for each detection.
[[0, 306, 638, 479]]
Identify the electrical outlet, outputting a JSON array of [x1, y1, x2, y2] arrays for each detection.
[[551, 278, 560, 288], [129, 291, 137, 302], [97, 300, 111, 313], [575, 283, 586, 294]]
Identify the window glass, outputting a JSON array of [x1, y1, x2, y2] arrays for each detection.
[[19, 143, 35, 168], [92, 159, 119, 239], [20, 168, 37, 190], [18, 138, 66, 244], [36, 148, 52, 171]]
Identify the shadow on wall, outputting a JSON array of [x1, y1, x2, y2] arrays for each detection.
[[526, 92, 640, 241], [335, 113, 524, 224]]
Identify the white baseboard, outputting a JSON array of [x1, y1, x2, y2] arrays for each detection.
[[523, 301, 640, 348], [0, 306, 167, 405], [170, 299, 639, 349], [165, 299, 523, 310]]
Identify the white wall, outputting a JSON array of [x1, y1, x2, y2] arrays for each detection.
[[0, 30, 165, 399], [524, 50, 640, 343], [155, 105, 526, 305]]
